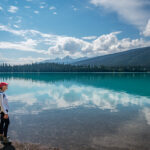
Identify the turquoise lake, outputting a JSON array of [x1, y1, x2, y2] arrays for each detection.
[[0, 73, 150, 150]]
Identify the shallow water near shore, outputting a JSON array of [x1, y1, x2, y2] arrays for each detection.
[[0, 73, 150, 150]]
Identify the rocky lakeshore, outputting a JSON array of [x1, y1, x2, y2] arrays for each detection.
[[0, 141, 60, 150]]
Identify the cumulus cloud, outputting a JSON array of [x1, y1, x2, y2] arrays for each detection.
[[143, 19, 150, 37], [48, 36, 93, 58], [0, 24, 150, 62], [82, 36, 97, 40], [8, 6, 18, 13], [92, 32, 150, 55], [90, 0, 150, 30], [48, 31, 150, 58], [92, 32, 120, 51]]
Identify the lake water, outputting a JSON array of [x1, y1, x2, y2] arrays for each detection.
[[0, 73, 150, 150]]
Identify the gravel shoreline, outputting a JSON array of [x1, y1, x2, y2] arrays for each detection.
[[0, 141, 60, 150]]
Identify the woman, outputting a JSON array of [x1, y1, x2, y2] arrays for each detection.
[[0, 82, 10, 144]]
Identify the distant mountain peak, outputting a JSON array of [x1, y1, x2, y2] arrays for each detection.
[[63, 55, 73, 60], [64, 55, 72, 58], [41, 56, 89, 64]]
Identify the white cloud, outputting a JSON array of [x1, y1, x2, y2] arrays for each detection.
[[91, 32, 150, 55], [0, 52, 48, 64], [110, 38, 150, 52], [0, 24, 25, 36], [34, 10, 39, 14], [72, 5, 78, 11], [90, 0, 150, 30], [13, 24, 19, 28], [73, 8, 78, 11], [0, 24, 150, 61], [92, 32, 119, 51], [40, 6, 44, 9], [143, 19, 150, 37], [48, 31, 150, 58], [82, 36, 97, 40], [8, 6, 18, 13], [0, 39, 46, 54], [48, 36, 93, 58], [0, 6, 3, 11], [3, 56, 46, 65], [53, 12, 57, 15], [49, 6, 56, 10], [0, 24, 57, 39]]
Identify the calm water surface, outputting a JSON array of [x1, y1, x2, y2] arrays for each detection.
[[0, 73, 150, 150]]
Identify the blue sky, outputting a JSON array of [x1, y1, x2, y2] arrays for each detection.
[[0, 0, 150, 64]]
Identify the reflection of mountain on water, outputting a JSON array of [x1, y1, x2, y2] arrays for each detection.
[[0, 73, 150, 98]]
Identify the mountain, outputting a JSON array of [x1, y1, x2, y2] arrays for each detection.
[[72, 47, 150, 67], [41, 56, 88, 64]]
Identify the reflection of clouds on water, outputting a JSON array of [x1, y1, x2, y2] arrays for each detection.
[[6, 79, 150, 115], [9, 93, 37, 105], [142, 107, 150, 125], [3, 76, 150, 149]]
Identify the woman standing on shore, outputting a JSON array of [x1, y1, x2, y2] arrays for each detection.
[[0, 82, 10, 144]]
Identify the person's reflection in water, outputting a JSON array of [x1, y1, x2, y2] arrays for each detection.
[[0, 82, 11, 144]]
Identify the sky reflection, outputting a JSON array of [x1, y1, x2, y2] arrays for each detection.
[[3, 77, 150, 116], [0, 73, 150, 149]]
